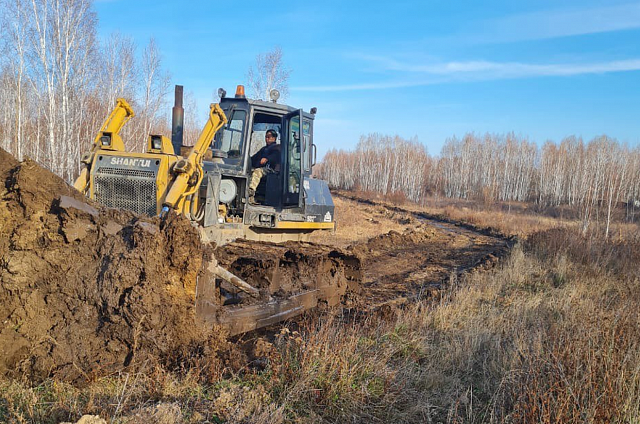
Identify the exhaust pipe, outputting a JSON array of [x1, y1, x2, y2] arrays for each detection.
[[171, 85, 184, 155]]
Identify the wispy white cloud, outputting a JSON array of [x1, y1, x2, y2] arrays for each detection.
[[382, 58, 640, 77], [479, 3, 640, 43], [293, 58, 640, 92]]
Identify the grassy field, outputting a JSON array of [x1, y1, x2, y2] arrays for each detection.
[[2, 195, 639, 423]]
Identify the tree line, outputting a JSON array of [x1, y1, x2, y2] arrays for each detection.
[[1, 1, 634, 235], [0, 0, 174, 182], [320, 134, 431, 203], [0, 0, 292, 184], [319, 133, 640, 236]]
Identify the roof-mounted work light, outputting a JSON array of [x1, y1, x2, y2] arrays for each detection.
[[269, 89, 280, 103], [151, 135, 162, 150]]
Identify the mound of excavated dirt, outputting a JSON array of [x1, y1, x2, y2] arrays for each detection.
[[216, 239, 361, 305], [0, 148, 213, 382], [350, 227, 438, 258]]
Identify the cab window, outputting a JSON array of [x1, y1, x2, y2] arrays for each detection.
[[250, 112, 282, 157], [302, 119, 311, 172], [288, 115, 301, 194], [212, 109, 246, 159]]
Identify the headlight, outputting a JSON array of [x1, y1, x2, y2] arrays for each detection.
[[100, 133, 111, 146], [151, 135, 162, 150]]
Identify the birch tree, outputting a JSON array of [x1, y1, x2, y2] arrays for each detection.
[[1, 0, 29, 159], [0, 0, 174, 182], [247, 46, 291, 101], [22, 0, 96, 180]]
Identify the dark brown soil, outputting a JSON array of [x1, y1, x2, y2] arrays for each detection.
[[351, 223, 509, 307], [0, 149, 361, 383], [0, 148, 210, 382], [316, 194, 514, 309], [215, 240, 361, 305]]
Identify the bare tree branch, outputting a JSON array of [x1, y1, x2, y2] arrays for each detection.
[[247, 46, 291, 101]]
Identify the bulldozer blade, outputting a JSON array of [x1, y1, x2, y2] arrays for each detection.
[[218, 290, 320, 336], [196, 283, 320, 336], [195, 261, 323, 336], [195, 242, 362, 337]]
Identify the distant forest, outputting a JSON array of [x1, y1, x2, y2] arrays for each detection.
[[319, 133, 640, 236]]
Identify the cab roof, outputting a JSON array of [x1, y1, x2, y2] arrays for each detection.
[[247, 98, 297, 113], [219, 96, 315, 119]]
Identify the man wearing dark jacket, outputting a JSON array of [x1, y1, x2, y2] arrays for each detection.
[[248, 129, 280, 203]]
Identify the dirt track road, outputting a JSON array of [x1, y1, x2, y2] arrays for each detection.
[[320, 194, 514, 310]]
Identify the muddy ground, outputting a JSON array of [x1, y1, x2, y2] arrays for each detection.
[[308, 194, 512, 311], [0, 148, 512, 383], [0, 148, 215, 382]]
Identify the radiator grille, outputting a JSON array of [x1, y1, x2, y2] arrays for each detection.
[[94, 167, 157, 215]]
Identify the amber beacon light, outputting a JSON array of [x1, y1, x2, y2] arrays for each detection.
[[235, 85, 246, 98]]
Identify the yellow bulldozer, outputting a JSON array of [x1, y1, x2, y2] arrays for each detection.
[[75, 85, 336, 244], [74, 85, 357, 335]]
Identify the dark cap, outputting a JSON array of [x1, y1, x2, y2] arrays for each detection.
[[266, 129, 278, 139]]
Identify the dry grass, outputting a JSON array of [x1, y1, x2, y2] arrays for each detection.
[[268, 230, 640, 423], [435, 205, 566, 237], [328, 189, 569, 238], [3, 199, 640, 423]]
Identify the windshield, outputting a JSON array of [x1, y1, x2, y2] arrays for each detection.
[[212, 109, 246, 159]]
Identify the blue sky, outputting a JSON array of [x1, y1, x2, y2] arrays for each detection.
[[94, 0, 640, 158]]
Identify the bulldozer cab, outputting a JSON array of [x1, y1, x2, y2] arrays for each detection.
[[248, 109, 311, 209], [211, 99, 314, 209], [202, 92, 332, 245]]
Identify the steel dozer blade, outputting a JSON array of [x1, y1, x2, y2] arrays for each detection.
[[195, 241, 361, 336], [203, 289, 320, 336], [195, 260, 320, 336]]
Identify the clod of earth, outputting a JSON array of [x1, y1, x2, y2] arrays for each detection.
[[0, 148, 212, 382]]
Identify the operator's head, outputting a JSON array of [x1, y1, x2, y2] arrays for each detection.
[[265, 130, 277, 145]]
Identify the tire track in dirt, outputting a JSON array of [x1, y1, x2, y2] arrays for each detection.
[[336, 194, 516, 310]]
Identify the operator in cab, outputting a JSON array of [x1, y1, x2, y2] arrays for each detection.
[[248, 129, 280, 204]]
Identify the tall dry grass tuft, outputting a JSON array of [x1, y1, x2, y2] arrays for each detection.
[[266, 320, 403, 421], [421, 229, 640, 423], [527, 227, 640, 278], [497, 228, 640, 423]]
